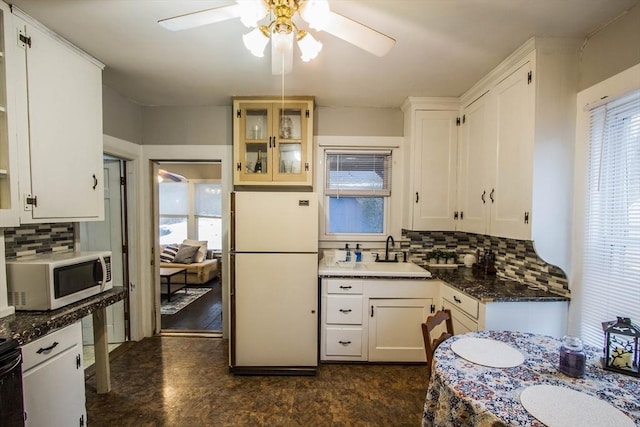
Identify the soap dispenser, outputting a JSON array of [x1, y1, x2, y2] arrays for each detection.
[[345, 244, 351, 262], [355, 244, 362, 262]]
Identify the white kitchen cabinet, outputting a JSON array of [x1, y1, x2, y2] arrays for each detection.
[[440, 282, 568, 338], [401, 98, 459, 231], [321, 277, 437, 363], [0, 3, 20, 226], [21, 322, 86, 427], [457, 38, 579, 271], [12, 9, 105, 223]]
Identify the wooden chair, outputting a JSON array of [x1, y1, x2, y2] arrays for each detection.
[[421, 309, 454, 380]]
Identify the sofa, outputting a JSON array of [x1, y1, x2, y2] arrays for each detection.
[[160, 240, 220, 285]]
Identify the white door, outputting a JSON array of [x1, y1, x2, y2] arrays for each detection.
[[457, 94, 490, 234], [490, 62, 534, 239], [233, 253, 317, 367], [368, 298, 431, 362], [411, 110, 458, 231], [80, 159, 126, 344], [17, 17, 103, 220]]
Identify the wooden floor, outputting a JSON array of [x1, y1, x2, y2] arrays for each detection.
[[161, 279, 222, 332]]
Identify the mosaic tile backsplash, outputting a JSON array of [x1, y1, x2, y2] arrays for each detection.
[[4, 223, 75, 259], [401, 230, 569, 296]]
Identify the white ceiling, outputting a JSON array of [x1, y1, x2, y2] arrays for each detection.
[[7, 0, 639, 108]]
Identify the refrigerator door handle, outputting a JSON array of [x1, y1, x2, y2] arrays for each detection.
[[229, 253, 236, 296]]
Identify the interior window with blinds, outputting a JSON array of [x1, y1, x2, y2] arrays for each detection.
[[580, 89, 640, 347], [325, 151, 391, 234]]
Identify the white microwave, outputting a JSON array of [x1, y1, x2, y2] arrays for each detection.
[[6, 251, 113, 311]]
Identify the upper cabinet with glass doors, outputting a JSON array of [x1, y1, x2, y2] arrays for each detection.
[[233, 97, 314, 187]]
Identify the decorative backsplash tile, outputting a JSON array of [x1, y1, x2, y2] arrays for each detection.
[[401, 230, 569, 296], [4, 224, 75, 259]]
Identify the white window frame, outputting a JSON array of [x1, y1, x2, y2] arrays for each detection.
[[159, 179, 223, 250], [570, 63, 640, 344], [316, 136, 403, 243]]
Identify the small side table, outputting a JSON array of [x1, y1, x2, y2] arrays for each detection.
[[160, 267, 187, 302]]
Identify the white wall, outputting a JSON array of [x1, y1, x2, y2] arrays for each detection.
[[102, 85, 143, 144]]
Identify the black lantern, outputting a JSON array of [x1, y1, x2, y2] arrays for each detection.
[[602, 317, 640, 377]]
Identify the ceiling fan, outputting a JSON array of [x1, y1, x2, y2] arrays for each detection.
[[158, 0, 395, 75]]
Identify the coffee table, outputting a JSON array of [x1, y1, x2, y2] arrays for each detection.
[[160, 267, 187, 302]]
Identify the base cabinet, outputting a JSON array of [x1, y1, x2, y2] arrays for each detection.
[[321, 278, 437, 363], [21, 322, 86, 427]]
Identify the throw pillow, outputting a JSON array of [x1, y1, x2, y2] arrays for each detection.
[[160, 244, 179, 263], [183, 239, 207, 263], [172, 244, 200, 264]]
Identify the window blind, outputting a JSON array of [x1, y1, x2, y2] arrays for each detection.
[[580, 89, 640, 347], [325, 151, 392, 197]]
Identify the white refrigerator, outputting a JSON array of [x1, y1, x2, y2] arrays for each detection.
[[230, 191, 318, 375]]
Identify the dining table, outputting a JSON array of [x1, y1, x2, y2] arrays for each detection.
[[422, 330, 640, 426]]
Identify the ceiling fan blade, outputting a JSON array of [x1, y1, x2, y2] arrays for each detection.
[[322, 11, 395, 57], [158, 4, 242, 31]]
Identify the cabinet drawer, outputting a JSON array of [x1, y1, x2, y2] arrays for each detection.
[[325, 279, 363, 294], [326, 295, 363, 324], [441, 285, 478, 319], [442, 300, 479, 334], [325, 327, 363, 356], [21, 322, 82, 372]]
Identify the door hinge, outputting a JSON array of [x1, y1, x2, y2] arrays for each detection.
[[304, 162, 309, 171], [120, 176, 126, 186], [524, 211, 530, 224], [527, 71, 533, 84], [456, 117, 461, 126], [236, 109, 241, 118], [236, 162, 242, 171], [122, 244, 128, 254], [24, 194, 37, 211], [76, 354, 81, 369], [80, 414, 85, 427], [430, 304, 435, 314], [18, 30, 31, 48], [305, 109, 310, 118], [454, 211, 459, 220]]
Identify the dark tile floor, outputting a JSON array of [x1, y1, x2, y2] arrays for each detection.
[[85, 336, 429, 426]]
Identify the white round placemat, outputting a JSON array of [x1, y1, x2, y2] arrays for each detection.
[[520, 385, 634, 427], [450, 337, 525, 367]]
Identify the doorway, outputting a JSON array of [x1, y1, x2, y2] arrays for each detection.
[[155, 161, 223, 335], [79, 156, 130, 365]]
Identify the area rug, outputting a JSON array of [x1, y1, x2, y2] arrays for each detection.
[[161, 287, 212, 315]]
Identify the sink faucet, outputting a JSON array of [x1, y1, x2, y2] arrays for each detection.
[[385, 235, 395, 261]]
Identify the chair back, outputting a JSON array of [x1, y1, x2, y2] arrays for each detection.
[[421, 309, 454, 380]]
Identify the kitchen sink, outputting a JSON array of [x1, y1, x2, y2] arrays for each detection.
[[319, 259, 431, 278]]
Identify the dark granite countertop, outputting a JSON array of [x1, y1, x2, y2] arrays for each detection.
[[427, 267, 570, 303], [0, 287, 126, 345]]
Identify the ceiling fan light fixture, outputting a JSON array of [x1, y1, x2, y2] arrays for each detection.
[[297, 32, 322, 62], [272, 30, 294, 54], [299, 0, 330, 30], [236, 0, 268, 28], [243, 27, 270, 57]]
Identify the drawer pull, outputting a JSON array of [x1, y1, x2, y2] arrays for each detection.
[[339, 309, 352, 314], [36, 341, 59, 354], [338, 340, 352, 346], [453, 296, 462, 304], [339, 285, 352, 289]]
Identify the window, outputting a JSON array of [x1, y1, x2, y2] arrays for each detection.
[[580, 89, 640, 347], [159, 180, 222, 250], [324, 150, 391, 235]]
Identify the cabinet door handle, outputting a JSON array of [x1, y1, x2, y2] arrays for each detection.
[[481, 190, 486, 204], [92, 174, 98, 190], [339, 309, 352, 314], [460, 211, 464, 220], [339, 285, 352, 289], [371, 306, 374, 317], [490, 188, 495, 203], [415, 192, 419, 203], [338, 340, 352, 345], [36, 341, 59, 354], [453, 296, 462, 304]]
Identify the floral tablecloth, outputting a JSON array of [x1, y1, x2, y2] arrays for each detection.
[[422, 330, 640, 426]]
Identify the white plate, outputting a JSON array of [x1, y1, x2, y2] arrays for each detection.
[[450, 337, 525, 368], [520, 385, 634, 427]]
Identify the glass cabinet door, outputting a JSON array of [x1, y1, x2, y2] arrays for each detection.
[[274, 103, 307, 179], [239, 105, 271, 179]]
